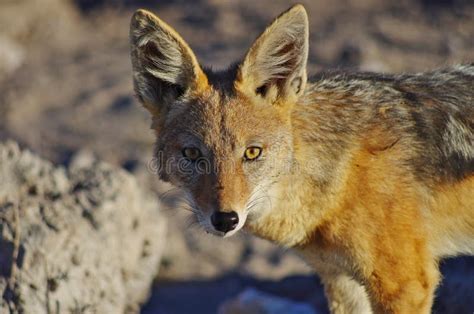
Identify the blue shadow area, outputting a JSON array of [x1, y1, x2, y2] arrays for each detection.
[[142, 256, 474, 314]]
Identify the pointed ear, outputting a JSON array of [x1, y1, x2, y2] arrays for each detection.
[[130, 9, 208, 116], [236, 5, 309, 105]]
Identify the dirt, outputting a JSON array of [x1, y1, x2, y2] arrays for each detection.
[[1, 0, 473, 313]]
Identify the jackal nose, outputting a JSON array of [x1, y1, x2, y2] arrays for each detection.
[[211, 211, 239, 233]]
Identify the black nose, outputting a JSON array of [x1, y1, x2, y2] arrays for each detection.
[[211, 211, 239, 233]]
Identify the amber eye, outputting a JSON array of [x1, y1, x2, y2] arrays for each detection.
[[182, 147, 201, 161], [244, 147, 262, 161]]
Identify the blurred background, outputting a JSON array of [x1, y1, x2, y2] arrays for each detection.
[[0, 0, 473, 313]]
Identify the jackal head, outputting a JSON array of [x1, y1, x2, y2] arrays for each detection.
[[130, 5, 308, 236]]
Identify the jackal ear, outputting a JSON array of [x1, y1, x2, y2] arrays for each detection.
[[236, 5, 309, 105], [130, 9, 208, 116]]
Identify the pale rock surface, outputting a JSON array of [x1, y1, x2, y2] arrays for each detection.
[[0, 141, 166, 313]]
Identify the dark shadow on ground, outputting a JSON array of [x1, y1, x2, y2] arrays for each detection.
[[141, 273, 329, 314], [142, 256, 474, 314]]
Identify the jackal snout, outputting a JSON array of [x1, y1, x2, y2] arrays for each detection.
[[200, 168, 253, 236], [210, 211, 239, 233]]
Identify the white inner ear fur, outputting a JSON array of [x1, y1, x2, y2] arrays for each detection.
[[139, 32, 185, 86], [130, 9, 207, 115], [238, 5, 309, 103], [131, 10, 198, 88]]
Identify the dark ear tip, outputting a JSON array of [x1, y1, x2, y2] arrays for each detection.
[[132, 9, 153, 19], [131, 9, 160, 28], [131, 9, 146, 22]]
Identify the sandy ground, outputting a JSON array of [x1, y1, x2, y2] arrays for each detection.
[[1, 0, 473, 313]]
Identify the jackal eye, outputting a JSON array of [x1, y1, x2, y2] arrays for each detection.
[[244, 146, 262, 161], [182, 147, 201, 161]]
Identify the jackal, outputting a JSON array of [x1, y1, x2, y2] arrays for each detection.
[[130, 5, 473, 313]]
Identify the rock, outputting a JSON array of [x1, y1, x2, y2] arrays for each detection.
[[0, 141, 166, 313], [218, 288, 317, 314]]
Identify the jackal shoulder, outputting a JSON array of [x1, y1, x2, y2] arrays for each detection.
[[298, 64, 474, 184]]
